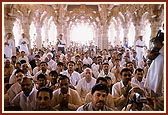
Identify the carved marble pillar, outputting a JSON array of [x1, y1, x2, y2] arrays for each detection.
[[35, 24, 42, 49], [57, 24, 62, 35], [149, 21, 162, 47], [94, 26, 99, 47], [4, 16, 15, 35], [101, 24, 108, 50], [44, 26, 49, 48], [4, 16, 16, 55], [63, 22, 68, 49], [98, 27, 102, 49], [20, 16, 31, 50], [66, 26, 70, 49], [57, 5, 65, 35]]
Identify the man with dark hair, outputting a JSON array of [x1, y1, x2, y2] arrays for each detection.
[[145, 30, 164, 97], [61, 61, 81, 87], [98, 61, 116, 85], [11, 55, 17, 67], [56, 62, 64, 75], [112, 68, 138, 110], [11, 77, 37, 111], [9, 61, 22, 84], [36, 87, 55, 111], [57, 34, 66, 54], [36, 74, 48, 90], [85, 77, 116, 110], [29, 54, 41, 70], [33, 61, 50, 82], [52, 74, 81, 111], [7, 69, 24, 103], [47, 70, 59, 91], [126, 61, 135, 74], [77, 83, 114, 111], [131, 68, 145, 90], [144, 30, 164, 111]]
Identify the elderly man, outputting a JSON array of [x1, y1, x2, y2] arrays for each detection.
[[76, 68, 96, 103]]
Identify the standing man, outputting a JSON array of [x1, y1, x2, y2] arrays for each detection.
[[57, 34, 66, 54], [19, 33, 30, 55], [135, 36, 146, 67], [4, 33, 15, 59], [144, 30, 164, 98]]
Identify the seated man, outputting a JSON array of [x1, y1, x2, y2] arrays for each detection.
[[7, 69, 24, 103], [112, 68, 138, 110], [52, 74, 82, 111], [35, 73, 48, 90], [131, 68, 145, 90], [11, 77, 37, 111], [85, 77, 116, 110], [122, 87, 153, 111], [77, 83, 114, 111], [76, 68, 96, 103], [35, 87, 56, 111]]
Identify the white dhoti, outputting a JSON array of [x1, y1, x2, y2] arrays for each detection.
[[4, 45, 13, 58], [19, 44, 29, 55]]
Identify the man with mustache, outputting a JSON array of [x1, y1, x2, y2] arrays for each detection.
[[52, 74, 81, 111], [77, 83, 114, 111], [112, 68, 138, 110], [7, 69, 24, 104]]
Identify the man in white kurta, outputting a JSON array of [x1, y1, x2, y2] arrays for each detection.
[[19, 33, 30, 55], [76, 68, 96, 103], [61, 61, 81, 87], [98, 62, 116, 84], [57, 34, 66, 54], [135, 36, 146, 67], [144, 46, 164, 97], [144, 30, 164, 97], [4, 33, 15, 58], [11, 77, 37, 111]]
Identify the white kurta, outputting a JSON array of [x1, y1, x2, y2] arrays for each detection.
[[19, 37, 29, 55], [4, 38, 15, 58], [11, 88, 37, 111], [61, 70, 81, 86], [144, 46, 164, 96], [76, 77, 96, 102], [135, 39, 145, 67]]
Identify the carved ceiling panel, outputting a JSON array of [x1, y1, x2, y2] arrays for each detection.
[[4, 3, 164, 29]]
